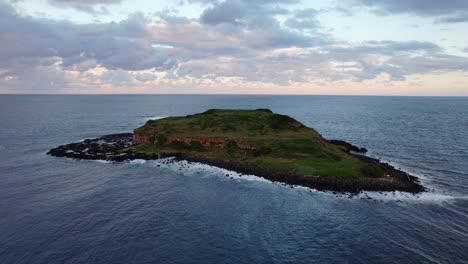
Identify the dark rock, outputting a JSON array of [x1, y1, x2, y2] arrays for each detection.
[[48, 133, 424, 194], [48, 133, 134, 162], [328, 139, 368, 153]]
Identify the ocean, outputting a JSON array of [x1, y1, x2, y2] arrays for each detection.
[[0, 95, 467, 263]]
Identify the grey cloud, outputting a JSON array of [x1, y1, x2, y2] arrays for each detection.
[[322, 41, 466, 81], [196, 0, 328, 50], [435, 13, 468, 23], [384, 54, 468, 80], [1, 0, 468, 92], [351, 0, 468, 16], [170, 39, 467, 84], [200, 0, 246, 25], [99, 69, 160, 84], [100, 69, 133, 83], [134, 72, 158, 82], [362, 40, 442, 53], [0, 63, 77, 93], [294, 8, 319, 18], [48, 0, 123, 13], [0, 2, 177, 78], [322, 41, 443, 63], [151, 7, 329, 56], [348, 0, 468, 24], [200, 0, 292, 26], [285, 8, 320, 30]]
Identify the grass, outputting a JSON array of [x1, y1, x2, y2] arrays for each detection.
[[132, 109, 384, 178], [133, 144, 161, 155]]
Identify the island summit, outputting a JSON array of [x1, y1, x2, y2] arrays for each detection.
[[48, 109, 424, 193]]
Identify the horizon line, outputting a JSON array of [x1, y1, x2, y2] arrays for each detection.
[[0, 93, 467, 97]]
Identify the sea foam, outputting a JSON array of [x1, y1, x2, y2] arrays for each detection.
[[133, 157, 465, 204], [148, 158, 270, 184], [143, 116, 167, 121], [130, 159, 147, 164]]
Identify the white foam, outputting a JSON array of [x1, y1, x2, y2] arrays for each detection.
[[352, 190, 467, 204], [368, 154, 429, 180], [148, 158, 270, 184], [130, 159, 147, 164], [283, 185, 467, 204], [359, 153, 445, 193], [143, 116, 167, 121], [129, 157, 466, 204], [94, 160, 113, 164]]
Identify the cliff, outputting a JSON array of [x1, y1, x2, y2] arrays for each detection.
[[132, 109, 405, 180], [47, 109, 424, 193]]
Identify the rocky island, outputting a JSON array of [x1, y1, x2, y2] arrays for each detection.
[[48, 109, 424, 193]]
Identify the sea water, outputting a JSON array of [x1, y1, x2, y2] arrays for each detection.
[[0, 95, 467, 263]]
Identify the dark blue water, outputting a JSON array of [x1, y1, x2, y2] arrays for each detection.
[[0, 95, 467, 264]]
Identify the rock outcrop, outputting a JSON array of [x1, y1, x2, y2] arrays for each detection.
[[133, 134, 255, 150], [47, 133, 424, 194], [328, 139, 368, 153], [47, 109, 425, 194]]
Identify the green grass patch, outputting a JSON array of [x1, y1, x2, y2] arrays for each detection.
[[133, 144, 161, 155], [133, 109, 384, 179]]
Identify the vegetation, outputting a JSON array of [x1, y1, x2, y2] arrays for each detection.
[[133, 109, 384, 178]]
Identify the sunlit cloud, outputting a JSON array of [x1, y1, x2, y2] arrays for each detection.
[[0, 0, 467, 95]]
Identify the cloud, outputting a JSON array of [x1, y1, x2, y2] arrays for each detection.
[[197, 0, 328, 51], [199, 0, 293, 25], [1, 0, 468, 93], [151, 4, 328, 54], [347, 0, 468, 23], [134, 72, 158, 82], [0, 4, 177, 73], [350, 0, 468, 16], [0, 1, 177, 91], [435, 13, 468, 24], [200, 0, 247, 25], [48, 0, 123, 13], [315, 41, 468, 81], [165, 39, 468, 85], [284, 8, 321, 31]]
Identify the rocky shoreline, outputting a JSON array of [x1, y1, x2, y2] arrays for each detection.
[[47, 133, 424, 193]]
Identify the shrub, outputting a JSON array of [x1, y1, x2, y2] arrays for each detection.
[[255, 108, 273, 113], [202, 109, 218, 115], [156, 134, 167, 147], [361, 165, 383, 178], [189, 141, 204, 151], [251, 146, 272, 157], [270, 114, 301, 129], [226, 140, 238, 154], [222, 123, 235, 132], [168, 141, 189, 150]]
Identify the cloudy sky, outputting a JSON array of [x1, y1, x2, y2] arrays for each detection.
[[1, 0, 468, 95]]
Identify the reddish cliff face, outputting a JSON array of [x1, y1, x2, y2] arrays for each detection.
[[133, 132, 255, 150], [133, 133, 150, 145], [169, 137, 227, 148]]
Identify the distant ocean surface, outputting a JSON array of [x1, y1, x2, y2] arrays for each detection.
[[0, 95, 467, 264]]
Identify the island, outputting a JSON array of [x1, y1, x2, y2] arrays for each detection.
[[48, 109, 424, 193]]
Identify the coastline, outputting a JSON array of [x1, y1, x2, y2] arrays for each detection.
[[47, 133, 424, 194], [175, 152, 423, 193]]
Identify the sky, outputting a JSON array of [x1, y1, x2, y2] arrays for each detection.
[[1, 0, 468, 95]]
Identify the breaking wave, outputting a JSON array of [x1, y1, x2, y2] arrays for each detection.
[[133, 158, 466, 204], [143, 116, 167, 121]]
